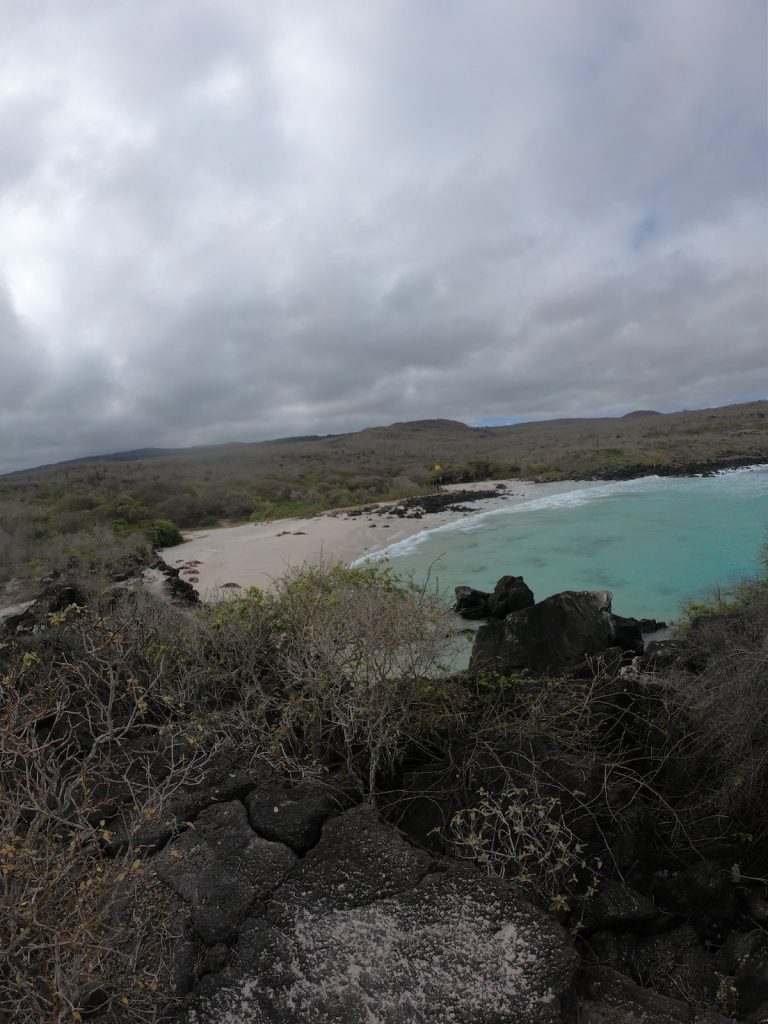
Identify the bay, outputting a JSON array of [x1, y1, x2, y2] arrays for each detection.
[[364, 466, 768, 623]]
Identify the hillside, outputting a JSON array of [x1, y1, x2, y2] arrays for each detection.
[[1, 401, 766, 586]]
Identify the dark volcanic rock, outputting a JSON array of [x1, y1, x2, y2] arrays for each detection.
[[454, 572, 534, 621], [188, 808, 578, 1024], [155, 800, 297, 944], [580, 878, 659, 934], [379, 488, 502, 520], [737, 958, 768, 1017], [454, 585, 491, 619], [487, 575, 535, 618], [654, 860, 739, 939], [151, 558, 200, 604], [245, 782, 342, 854], [470, 590, 618, 676], [611, 615, 645, 655], [634, 925, 720, 1005], [266, 806, 429, 925], [569, 965, 730, 1023], [1, 579, 87, 635]]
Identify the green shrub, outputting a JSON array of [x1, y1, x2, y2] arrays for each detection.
[[147, 518, 184, 548], [427, 459, 520, 486], [249, 498, 324, 522]]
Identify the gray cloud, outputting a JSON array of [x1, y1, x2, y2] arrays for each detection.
[[0, 0, 766, 472]]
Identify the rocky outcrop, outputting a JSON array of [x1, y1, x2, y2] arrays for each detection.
[[148, 557, 200, 604], [0, 578, 87, 635], [454, 585, 492, 619], [186, 807, 579, 1024], [487, 574, 536, 617], [569, 965, 732, 1023], [455, 575, 536, 620], [155, 800, 298, 945], [470, 589, 619, 676], [374, 488, 503, 519], [245, 782, 346, 854]]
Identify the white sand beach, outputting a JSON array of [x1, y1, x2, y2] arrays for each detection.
[[157, 481, 531, 600]]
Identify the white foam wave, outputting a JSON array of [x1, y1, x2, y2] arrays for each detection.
[[354, 474, 669, 564]]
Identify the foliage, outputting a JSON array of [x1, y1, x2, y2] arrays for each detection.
[[11, 524, 150, 584], [0, 599, 215, 1022], [2, 402, 763, 568], [217, 562, 462, 797], [448, 785, 600, 915], [249, 497, 324, 522], [2, 518, 768, 1018], [428, 459, 519, 485], [147, 518, 183, 548], [660, 576, 768, 835]]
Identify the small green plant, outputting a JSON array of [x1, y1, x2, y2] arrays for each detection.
[[448, 784, 601, 915]]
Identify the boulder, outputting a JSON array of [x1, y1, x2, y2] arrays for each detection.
[[569, 965, 731, 1023], [487, 575, 535, 618], [579, 878, 659, 934], [245, 782, 342, 854], [470, 590, 618, 676], [654, 860, 739, 939], [106, 746, 277, 854], [454, 576, 535, 620], [266, 806, 430, 925], [611, 615, 645, 655], [155, 800, 297, 945], [454, 585, 490, 619], [633, 925, 720, 1005], [737, 958, 768, 1017], [188, 809, 578, 1023]]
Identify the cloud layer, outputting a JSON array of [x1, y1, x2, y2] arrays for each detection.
[[1, 0, 766, 471]]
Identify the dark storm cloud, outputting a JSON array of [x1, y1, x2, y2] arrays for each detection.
[[0, 0, 766, 472]]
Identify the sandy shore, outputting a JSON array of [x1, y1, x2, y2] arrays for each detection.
[[158, 480, 532, 601]]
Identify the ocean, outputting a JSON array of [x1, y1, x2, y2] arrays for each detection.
[[361, 466, 768, 623]]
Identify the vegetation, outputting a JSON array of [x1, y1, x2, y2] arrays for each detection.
[[1, 480, 767, 1018], [1, 419, 768, 1019], [214, 562, 461, 797], [2, 400, 765, 587], [0, 562, 461, 1021], [427, 458, 520, 485]]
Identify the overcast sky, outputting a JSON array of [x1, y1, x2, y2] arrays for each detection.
[[1, 1, 766, 472]]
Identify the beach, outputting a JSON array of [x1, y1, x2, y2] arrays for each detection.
[[156, 480, 530, 600]]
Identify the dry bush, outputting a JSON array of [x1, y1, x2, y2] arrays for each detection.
[[429, 668, 687, 918], [0, 564, 468, 1016], [659, 580, 768, 841], [448, 783, 600, 915], [0, 598, 221, 1022], [215, 561, 464, 798]]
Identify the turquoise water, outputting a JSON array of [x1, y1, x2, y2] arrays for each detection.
[[363, 467, 768, 622]]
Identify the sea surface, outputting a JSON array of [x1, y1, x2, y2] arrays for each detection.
[[362, 466, 768, 623]]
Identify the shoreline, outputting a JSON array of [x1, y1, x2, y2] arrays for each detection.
[[157, 461, 768, 603], [157, 478, 538, 600]]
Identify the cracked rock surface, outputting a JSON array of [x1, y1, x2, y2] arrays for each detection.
[[155, 800, 297, 945], [178, 806, 577, 1024]]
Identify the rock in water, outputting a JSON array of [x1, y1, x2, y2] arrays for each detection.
[[455, 575, 535, 620], [611, 615, 646, 654], [454, 585, 491, 619], [487, 575, 535, 618], [470, 590, 617, 676]]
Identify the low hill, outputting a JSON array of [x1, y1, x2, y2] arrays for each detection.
[[0, 402, 766, 570]]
